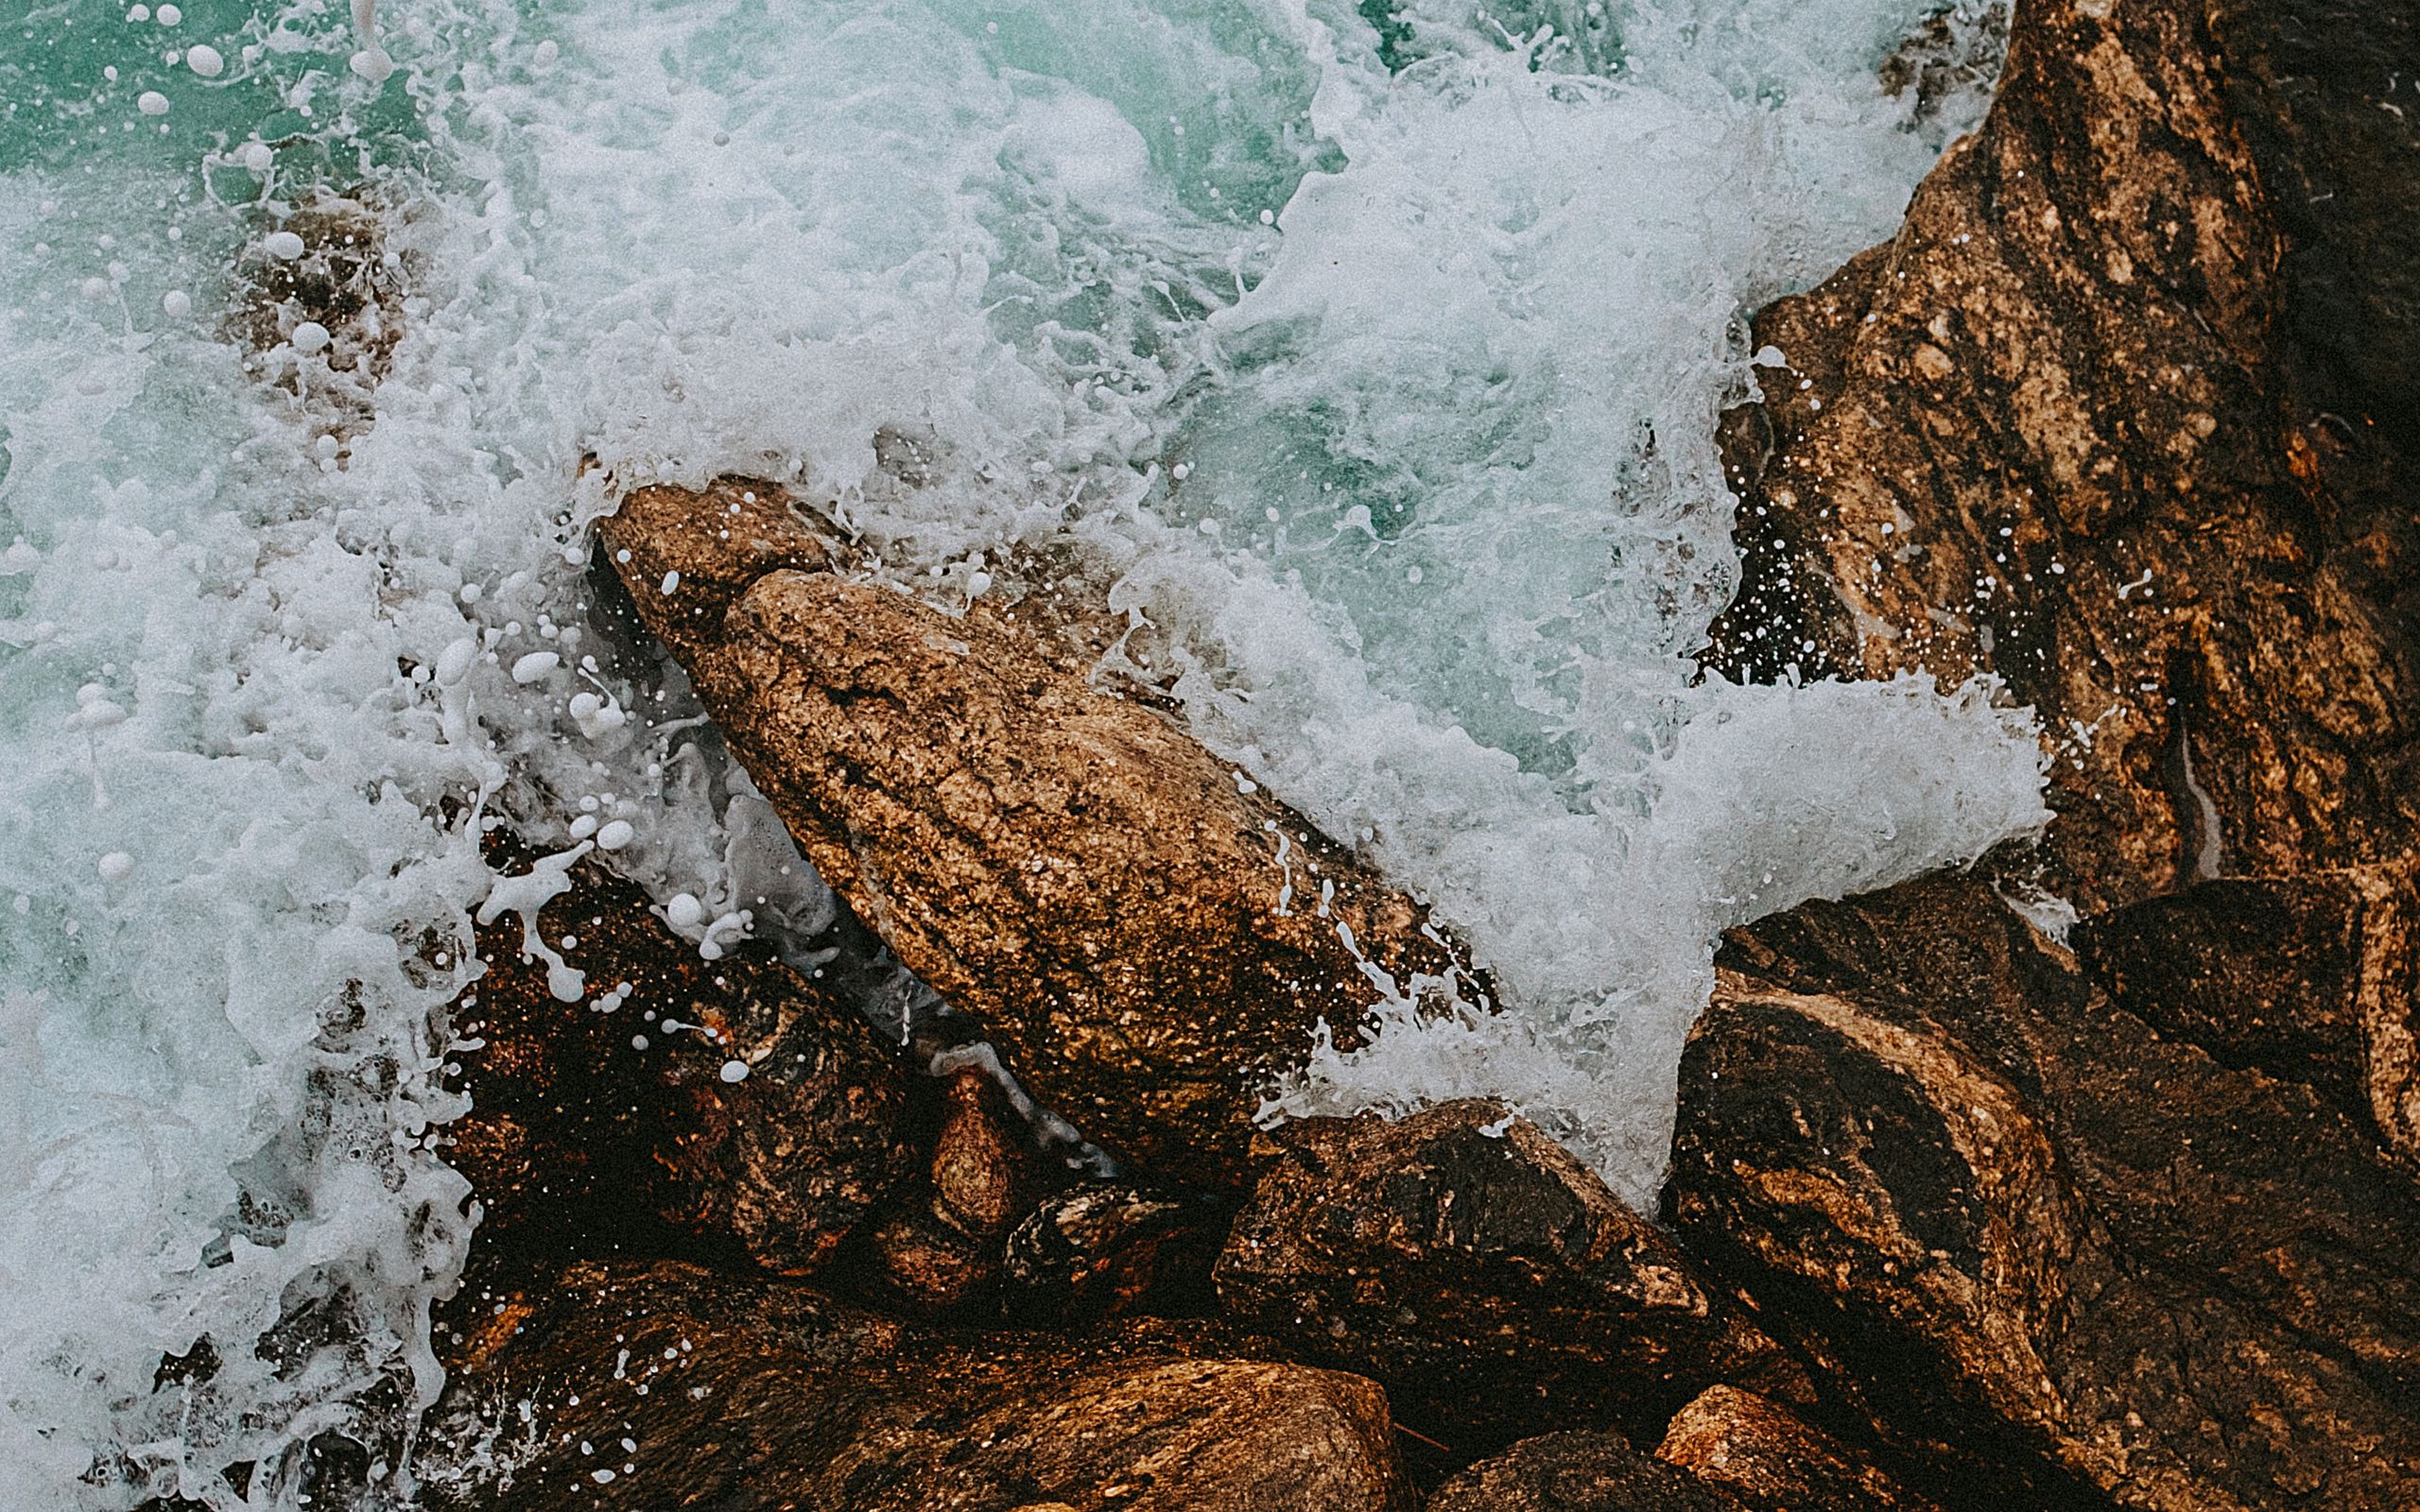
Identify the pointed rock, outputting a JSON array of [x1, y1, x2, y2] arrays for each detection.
[[595, 475, 1483, 1187]]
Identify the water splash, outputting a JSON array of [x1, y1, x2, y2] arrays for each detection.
[[0, 0, 2026, 1503]]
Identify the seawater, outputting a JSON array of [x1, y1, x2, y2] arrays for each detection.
[[0, 0, 2039, 1504]]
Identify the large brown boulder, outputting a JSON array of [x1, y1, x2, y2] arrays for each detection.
[[445, 839, 913, 1278], [1665, 871, 2420, 1511], [593, 476, 1481, 1187], [2076, 859, 2420, 1169], [1214, 1100, 1807, 1454], [421, 1259, 1414, 1512], [1704, 0, 2420, 911]]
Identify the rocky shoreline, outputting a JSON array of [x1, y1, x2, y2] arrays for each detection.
[[169, 0, 2417, 1505]]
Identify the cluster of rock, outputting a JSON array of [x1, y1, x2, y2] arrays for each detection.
[[394, 0, 2419, 1505]]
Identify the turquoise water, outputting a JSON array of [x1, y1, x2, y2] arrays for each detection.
[[0, 0, 2038, 1504]]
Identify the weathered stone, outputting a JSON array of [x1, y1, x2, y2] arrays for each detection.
[[2076, 860, 2420, 1169], [1704, 0, 2420, 911], [1428, 1432, 1746, 1512], [1003, 1181, 1226, 1327], [867, 1066, 1065, 1312], [1654, 1386, 1944, 1512], [422, 1259, 1414, 1512], [1667, 871, 2420, 1511], [445, 839, 913, 1278], [1214, 1100, 1807, 1455], [594, 475, 1483, 1187]]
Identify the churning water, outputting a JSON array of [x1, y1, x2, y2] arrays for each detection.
[[0, 0, 2039, 1503]]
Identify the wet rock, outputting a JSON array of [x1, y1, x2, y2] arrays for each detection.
[[1214, 1100, 1807, 1455], [2076, 860, 2420, 1169], [230, 189, 424, 441], [443, 840, 913, 1278], [1653, 1386, 1944, 1512], [1003, 1181, 1227, 1327], [1666, 871, 2420, 1511], [1705, 0, 2420, 911], [1427, 1432, 1746, 1512], [594, 475, 1483, 1187], [422, 1259, 1414, 1512], [866, 1066, 1065, 1312]]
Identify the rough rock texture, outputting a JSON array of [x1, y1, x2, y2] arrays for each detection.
[[1704, 0, 2420, 911], [1666, 870, 2420, 1512], [595, 476, 1481, 1187], [1427, 1432, 1746, 1512], [1004, 1182, 1227, 1327], [423, 1259, 1413, 1512], [1654, 1386, 1944, 1512], [2076, 860, 2420, 1168], [1214, 1100, 1807, 1454], [445, 839, 912, 1277], [866, 1065, 1065, 1312]]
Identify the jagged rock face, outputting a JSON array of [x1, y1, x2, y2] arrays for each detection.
[[445, 842, 913, 1279], [1654, 1386, 1944, 1512], [422, 1260, 1414, 1512], [2076, 860, 2420, 1171], [1213, 1100, 1807, 1455], [1427, 1432, 1747, 1512], [1704, 0, 2420, 911], [1666, 872, 2420, 1512], [594, 477, 1481, 1188]]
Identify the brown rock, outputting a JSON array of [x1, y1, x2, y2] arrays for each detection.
[[1214, 1100, 1807, 1454], [1654, 1386, 1944, 1512], [2076, 860, 2420, 1168], [421, 1259, 1414, 1512], [867, 1067, 1065, 1312], [594, 475, 1483, 1187], [1428, 1432, 1746, 1512], [1704, 0, 2420, 911], [1003, 1181, 1226, 1326], [1666, 871, 2420, 1510], [445, 838, 913, 1278]]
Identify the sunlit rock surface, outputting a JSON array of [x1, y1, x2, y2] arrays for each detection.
[[594, 475, 1484, 1188], [1706, 0, 2420, 912]]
